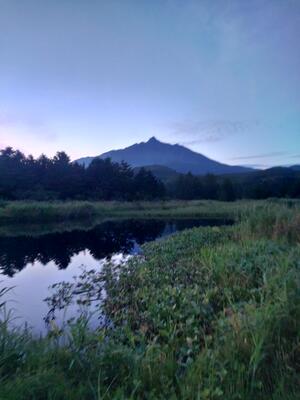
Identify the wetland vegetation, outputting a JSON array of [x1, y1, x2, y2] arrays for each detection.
[[0, 198, 282, 224], [0, 200, 299, 399]]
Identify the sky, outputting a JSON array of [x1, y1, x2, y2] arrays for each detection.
[[0, 0, 299, 168]]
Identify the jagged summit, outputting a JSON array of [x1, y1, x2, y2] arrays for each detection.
[[76, 137, 253, 175], [147, 136, 158, 143]]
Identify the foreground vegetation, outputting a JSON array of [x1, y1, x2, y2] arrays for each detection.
[[1, 200, 300, 399]]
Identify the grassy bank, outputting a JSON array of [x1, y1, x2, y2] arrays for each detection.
[[0, 201, 300, 399], [0, 199, 271, 223]]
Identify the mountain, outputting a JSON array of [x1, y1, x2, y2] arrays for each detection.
[[76, 137, 253, 175]]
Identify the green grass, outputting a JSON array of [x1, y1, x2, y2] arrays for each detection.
[[0, 200, 300, 399], [0, 198, 299, 236], [0, 199, 264, 223]]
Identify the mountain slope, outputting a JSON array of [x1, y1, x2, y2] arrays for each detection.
[[76, 137, 253, 175]]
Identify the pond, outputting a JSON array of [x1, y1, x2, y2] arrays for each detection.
[[0, 218, 232, 333]]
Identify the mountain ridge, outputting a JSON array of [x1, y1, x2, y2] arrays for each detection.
[[76, 137, 253, 175]]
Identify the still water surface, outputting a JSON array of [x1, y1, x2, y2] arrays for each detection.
[[0, 218, 231, 333]]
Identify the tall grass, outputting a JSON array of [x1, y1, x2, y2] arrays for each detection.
[[238, 200, 300, 242], [0, 201, 300, 399]]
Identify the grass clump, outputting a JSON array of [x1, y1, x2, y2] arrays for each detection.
[[0, 201, 300, 399]]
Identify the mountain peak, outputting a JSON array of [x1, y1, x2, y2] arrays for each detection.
[[147, 136, 160, 144]]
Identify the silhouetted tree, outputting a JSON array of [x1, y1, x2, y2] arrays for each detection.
[[203, 174, 219, 199], [171, 173, 203, 199], [0, 146, 300, 202], [0, 147, 167, 201], [220, 178, 236, 201], [134, 168, 165, 200]]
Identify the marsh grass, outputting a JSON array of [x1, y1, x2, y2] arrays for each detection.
[[0, 200, 300, 399], [0, 201, 98, 223], [238, 200, 300, 242], [0, 199, 256, 223]]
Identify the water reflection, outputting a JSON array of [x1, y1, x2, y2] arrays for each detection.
[[0, 218, 233, 333], [0, 218, 231, 277]]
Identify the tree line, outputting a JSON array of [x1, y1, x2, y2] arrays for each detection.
[[0, 147, 299, 201], [168, 170, 300, 200], [0, 147, 164, 200]]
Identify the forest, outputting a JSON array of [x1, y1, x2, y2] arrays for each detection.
[[0, 147, 164, 200], [0, 146, 300, 201]]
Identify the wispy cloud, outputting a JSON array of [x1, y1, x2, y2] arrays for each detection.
[[232, 151, 287, 161], [169, 119, 260, 144]]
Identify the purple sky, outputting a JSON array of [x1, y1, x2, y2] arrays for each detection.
[[0, 0, 299, 167]]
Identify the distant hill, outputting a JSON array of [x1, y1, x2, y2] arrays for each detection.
[[223, 165, 300, 180], [133, 165, 180, 182], [76, 137, 253, 175], [290, 165, 300, 171], [250, 166, 300, 179]]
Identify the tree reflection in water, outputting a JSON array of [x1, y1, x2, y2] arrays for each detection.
[[0, 218, 232, 277]]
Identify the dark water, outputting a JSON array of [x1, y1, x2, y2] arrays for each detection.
[[0, 218, 231, 332]]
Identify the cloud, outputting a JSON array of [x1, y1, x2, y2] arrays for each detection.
[[170, 119, 260, 144], [231, 151, 287, 161]]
